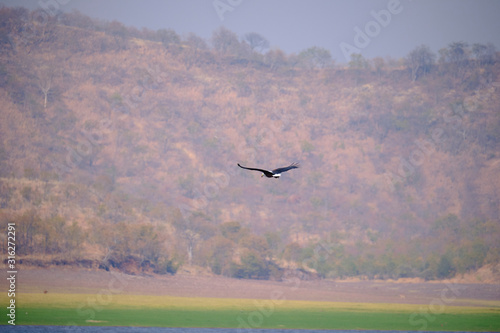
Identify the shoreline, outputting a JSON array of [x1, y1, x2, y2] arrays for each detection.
[[4, 266, 499, 307]]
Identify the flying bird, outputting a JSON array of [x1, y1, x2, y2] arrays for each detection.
[[238, 162, 299, 178]]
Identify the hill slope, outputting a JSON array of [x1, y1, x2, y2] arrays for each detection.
[[1, 7, 499, 280]]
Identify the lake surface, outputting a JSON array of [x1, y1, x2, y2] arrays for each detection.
[[1, 327, 492, 333]]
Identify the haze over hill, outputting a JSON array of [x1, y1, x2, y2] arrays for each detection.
[[3, 0, 500, 62], [0, 7, 499, 281]]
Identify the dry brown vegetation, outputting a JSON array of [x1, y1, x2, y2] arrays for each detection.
[[0, 7, 499, 281]]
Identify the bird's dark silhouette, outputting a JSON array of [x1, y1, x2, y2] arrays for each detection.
[[238, 162, 299, 178]]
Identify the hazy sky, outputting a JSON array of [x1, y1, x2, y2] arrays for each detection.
[[2, 0, 500, 62]]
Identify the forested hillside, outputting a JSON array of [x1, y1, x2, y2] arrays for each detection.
[[1, 7, 499, 280]]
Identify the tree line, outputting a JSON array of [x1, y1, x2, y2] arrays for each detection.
[[1, 7, 497, 76], [2, 207, 498, 281], [0, 208, 178, 274]]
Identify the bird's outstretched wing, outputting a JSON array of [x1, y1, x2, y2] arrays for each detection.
[[272, 162, 299, 174], [238, 163, 273, 176]]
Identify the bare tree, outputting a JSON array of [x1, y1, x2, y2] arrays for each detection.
[[36, 65, 53, 109], [298, 46, 332, 69], [244, 32, 269, 53], [439, 41, 470, 79], [447, 41, 469, 64], [406, 45, 435, 82], [373, 57, 385, 80], [349, 53, 370, 70], [349, 53, 369, 85], [472, 43, 496, 66], [183, 33, 208, 70], [157, 28, 180, 52], [106, 20, 129, 50], [211, 27, 240, 56], [172, 210, 215, 265], [264, 48, 287, 71]]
